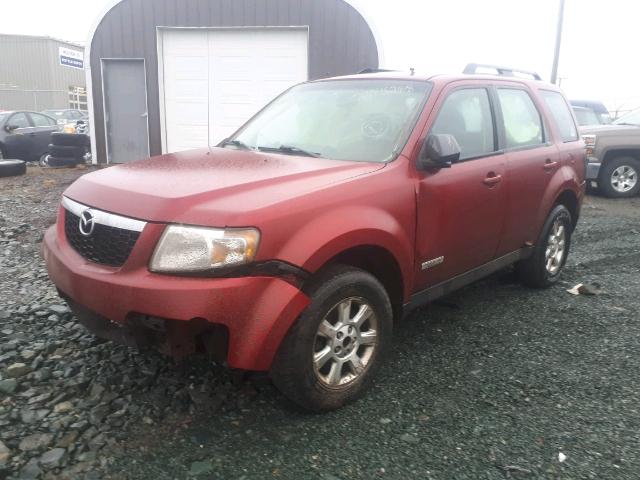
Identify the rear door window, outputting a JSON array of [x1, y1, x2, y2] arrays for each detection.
[[30, 113, 57, 127], [430, 88, 495, 160], [497, 89, 544, 149], [541, 91, 579, 142]]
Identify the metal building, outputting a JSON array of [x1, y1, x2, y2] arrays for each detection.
[[0, 34, 86, 112], [87, 0, 382, 164]]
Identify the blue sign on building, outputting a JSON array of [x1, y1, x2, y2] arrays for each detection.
[[59, 47, 84, 70]]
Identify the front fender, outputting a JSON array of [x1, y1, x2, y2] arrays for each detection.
[[275, 205, 415, 300]]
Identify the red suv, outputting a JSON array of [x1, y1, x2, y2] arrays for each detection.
[[43, 65, 585, 411]]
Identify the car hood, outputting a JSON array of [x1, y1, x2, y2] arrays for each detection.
[[64, 148, 384, 225], [579, 124, 640, 136]]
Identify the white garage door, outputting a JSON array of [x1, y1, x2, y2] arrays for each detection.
[[161, 28, 308, 154]]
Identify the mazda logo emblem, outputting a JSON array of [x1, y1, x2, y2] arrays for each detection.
[[79, 209, 96, 236]]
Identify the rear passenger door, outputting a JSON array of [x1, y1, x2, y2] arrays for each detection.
[[28, 113, 59, 159], [493, 86, 559, 255], [415, 85, 507, 290]]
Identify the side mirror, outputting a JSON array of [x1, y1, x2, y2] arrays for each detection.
[[417, 134, 461, 170], [5, 124, 19, 133]]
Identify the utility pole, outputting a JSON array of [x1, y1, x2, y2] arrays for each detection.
[[550, 0, 566, 84]]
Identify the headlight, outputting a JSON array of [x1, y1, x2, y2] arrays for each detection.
[[150, 226, 260, 273], [582, 134, 596, 157], [582, 134, 596, 147]]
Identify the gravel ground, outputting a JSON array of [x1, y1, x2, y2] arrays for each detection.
[[1, 166, 639, 480]]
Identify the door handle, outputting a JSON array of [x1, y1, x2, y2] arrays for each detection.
[[543, 159, 559, 171], [482, 173, 503, 186]]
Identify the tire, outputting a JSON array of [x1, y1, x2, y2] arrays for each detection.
[[271, 265, 393, 411], [517, 204, 572, 288], [47, 156, 79, 168], [0, 159, 27, 177], [50, 132, 89, 147], [48, 144, 86, 158], [598, 156, 640, 198]]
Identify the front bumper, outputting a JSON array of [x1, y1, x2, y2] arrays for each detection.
[[42, 214, 310, 371], [586, 160, 601, 180]]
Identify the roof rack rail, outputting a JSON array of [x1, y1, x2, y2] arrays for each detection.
[[357, 68, 397, 74], [463, 63, 542, 81]]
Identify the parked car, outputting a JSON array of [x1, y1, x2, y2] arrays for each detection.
[[581, 107, 640, 197], [41, 109, 88, 126], [573, 106, 602, 126], [570, 100, 611, 125], [43, 65, 585, 411], [0, 111, 59, 163]]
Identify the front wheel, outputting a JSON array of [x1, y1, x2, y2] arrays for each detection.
[[517, 205, 573, 288], [271, 265, 392, 411], [598, 156, 640, 198]]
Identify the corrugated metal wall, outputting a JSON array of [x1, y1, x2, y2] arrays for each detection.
[[90, 0, 379, 163], [0, 34, 85, 111]]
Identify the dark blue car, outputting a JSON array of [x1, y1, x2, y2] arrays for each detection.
[[0, 111, 59, 163]]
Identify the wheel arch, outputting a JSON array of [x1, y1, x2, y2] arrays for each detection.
[[601, 148, 640, 167], [554, 189, 580, 229], [306, 244, 406, 322]]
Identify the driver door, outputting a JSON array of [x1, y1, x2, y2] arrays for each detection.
[[414, 84, 507, 290]]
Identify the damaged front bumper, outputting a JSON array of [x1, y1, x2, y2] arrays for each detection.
[[42, 221, 310, 371]]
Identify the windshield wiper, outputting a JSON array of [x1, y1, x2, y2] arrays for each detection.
[[220, 139, 254, 151], [257, 145, 322, 158], [614, 122, 640, 127]]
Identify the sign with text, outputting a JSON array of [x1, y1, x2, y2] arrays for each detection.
[[59, 47, 84, 70]]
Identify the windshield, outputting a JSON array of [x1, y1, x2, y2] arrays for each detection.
[[226, 79, 433, 163], [614, 108, 640, 126], [0, 113, 9, 123], [573, 107, 600, 126]]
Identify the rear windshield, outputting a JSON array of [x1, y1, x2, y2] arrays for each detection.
[[43, 110, 67, 117], [573, 107, 600, 126]]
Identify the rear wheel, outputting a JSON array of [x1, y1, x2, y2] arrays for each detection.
[[517, 205, 572, 288], [271, 265, 392, 411], [598, 156, 640, 198]]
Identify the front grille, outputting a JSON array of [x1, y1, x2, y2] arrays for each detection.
[[64, 209, 141, 267]]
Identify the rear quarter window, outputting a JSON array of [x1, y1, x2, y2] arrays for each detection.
[[541, 91, 579, 142]]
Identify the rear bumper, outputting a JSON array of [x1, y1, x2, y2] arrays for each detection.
[[42, 220, 310, 371]]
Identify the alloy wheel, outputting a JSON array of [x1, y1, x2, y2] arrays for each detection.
[[611, 165, 638, 193], [313, 297, 378, 387], [545, 218, 566, 275]]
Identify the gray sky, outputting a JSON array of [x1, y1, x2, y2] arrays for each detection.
[[1, 0, 638, 113]]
